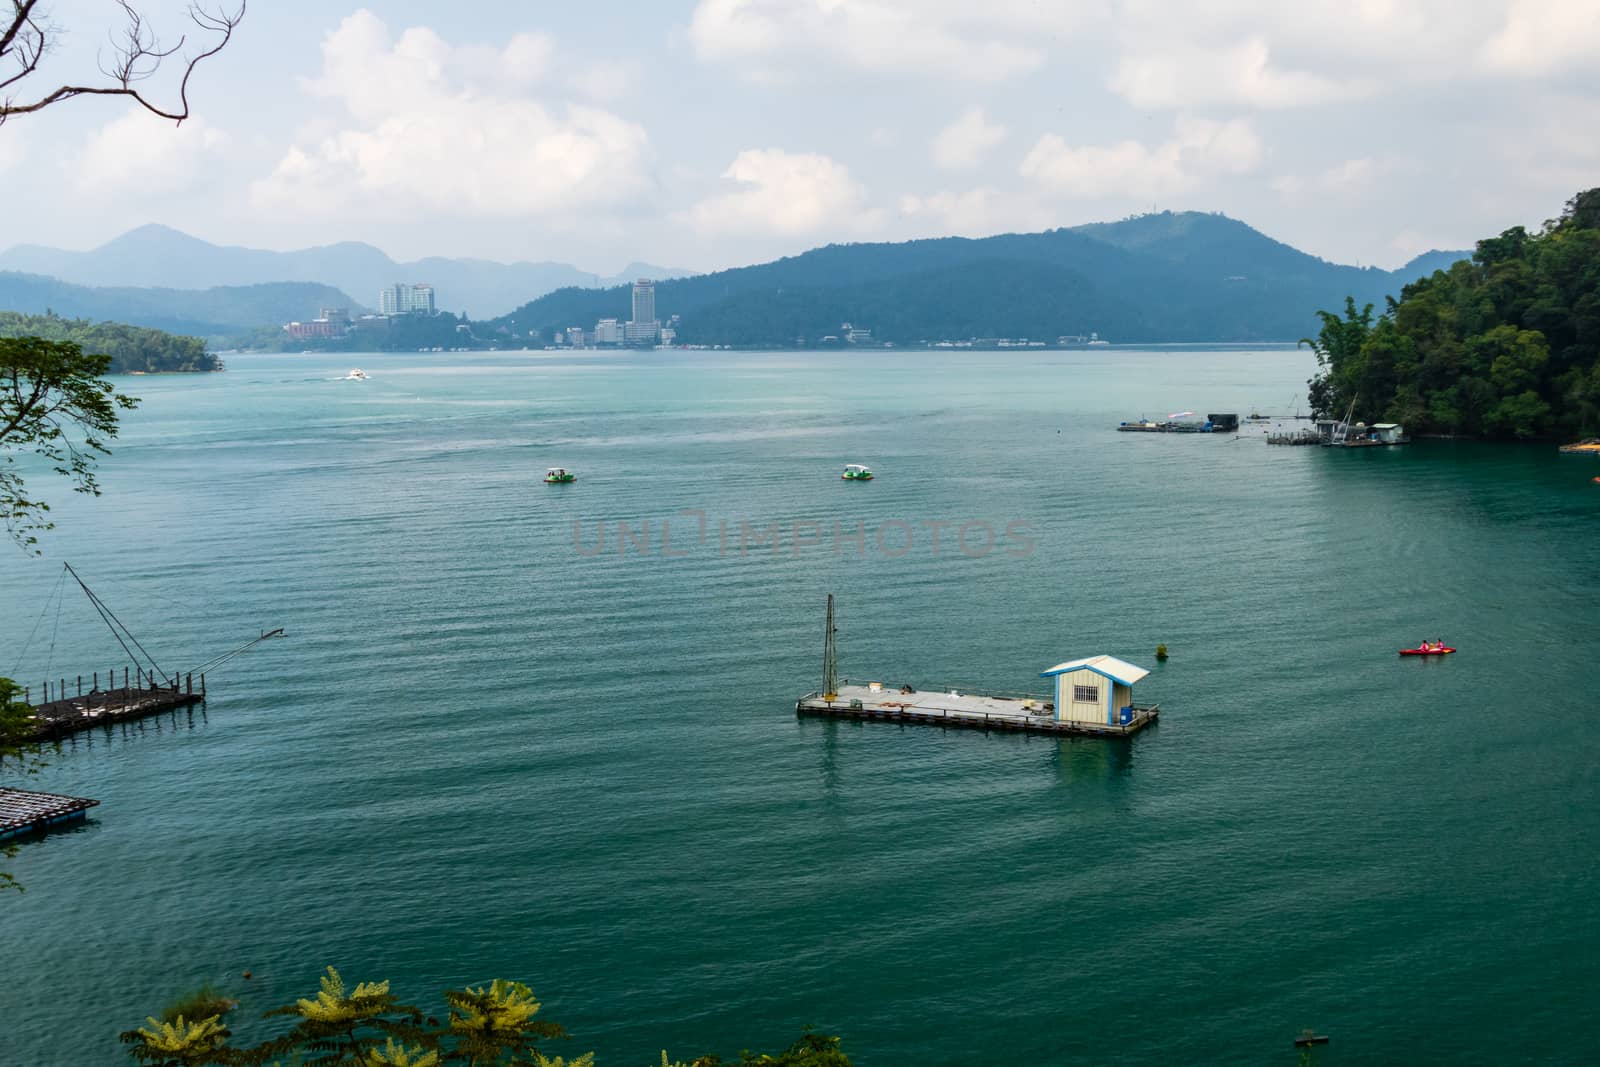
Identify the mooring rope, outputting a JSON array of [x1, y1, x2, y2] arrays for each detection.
[[9, 566, 67, 676], [63, 563, 171, 687]]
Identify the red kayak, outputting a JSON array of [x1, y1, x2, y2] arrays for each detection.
[[1399, 647, 1455, 656]]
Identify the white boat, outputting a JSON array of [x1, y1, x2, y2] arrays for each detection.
[[346, 368, 370, 380]]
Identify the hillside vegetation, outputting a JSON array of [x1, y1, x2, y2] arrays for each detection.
[[0, 311, 216, 373], [0, 272, 360, 340], [1305, 189, 1600, 439], [490, 213, 1466, 346]]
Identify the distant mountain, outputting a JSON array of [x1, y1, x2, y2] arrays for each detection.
[[0, 225, 694, 319], [1394, 249, 1471, 280], [0, 271, 362, 339], [490, 212, 1472, 345]]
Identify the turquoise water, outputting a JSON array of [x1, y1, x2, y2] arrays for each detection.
[[3, 348, 1597, 1066]]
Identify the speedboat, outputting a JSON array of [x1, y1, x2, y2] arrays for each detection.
[[841, 464, 874, 481], [346, 368, 370, 380], [544, 467, 576, 484], [1399, 645, 1455, 656]]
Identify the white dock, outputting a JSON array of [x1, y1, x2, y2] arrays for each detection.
[[795, 684, 1159, 737]]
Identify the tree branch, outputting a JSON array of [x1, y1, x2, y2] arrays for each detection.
[[1, 1, 245, 125]]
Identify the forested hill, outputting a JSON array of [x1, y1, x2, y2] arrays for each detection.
[[0, 271, 360, 340], [489, 213, 1469, 345], [1304, 188, 1600, 440], [0, 311, 217, 373]]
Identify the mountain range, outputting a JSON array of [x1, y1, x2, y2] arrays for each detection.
[[0, 214, 1470, 346], [0, 272, 362, 340], [0, 224, 692, 320], [491, 212, 1471, 346]]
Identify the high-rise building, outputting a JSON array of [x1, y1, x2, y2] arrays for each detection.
[[631, 278, 655, 326], [379, 283, 437, 316]]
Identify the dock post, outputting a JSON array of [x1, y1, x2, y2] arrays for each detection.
[[78, 675, 82, 696], [59, 678, 65, 701], [186, 673, 192, 695], [94, 671, 99, 692], [123, 666, 128, 690], [200, 673, 206, 697]]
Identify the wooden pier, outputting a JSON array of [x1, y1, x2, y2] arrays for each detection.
[[797, 595, 1161, 739], [22, 671, 206, 742], [0, 788, 100, 840], [795, 685, 1159, 738]]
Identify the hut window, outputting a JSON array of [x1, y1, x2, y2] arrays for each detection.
[[1073, 684, 1100, 703]]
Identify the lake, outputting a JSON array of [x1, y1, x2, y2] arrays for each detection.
[[3, 347, 1597, 1066]]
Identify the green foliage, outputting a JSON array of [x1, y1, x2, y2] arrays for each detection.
[[1, 675, 53, 894], [0, 334, 139, 548], [1306, 187, 1600, 439], [0, 311, 217, 373], [444, 978, 569, 1065], [675, 1031, 854, 1067], [160, 985, 238, 1027], [124, 1015, 234, 1067], [121, 970, 847, 1067]]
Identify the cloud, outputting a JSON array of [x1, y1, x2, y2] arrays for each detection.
[[251, 10, 650, 220], [567, 60, 635, 101], [687, 0, 1090, 81], [898, 186, 1052, 236], [1482, 0, 1600, 76], [1272, 157, 1406, 200], [932, 107, 1007, 170], [1020, 117, 1262, 200], [1111, 37, 1363, 110], [686, 149, 878, 236], [76, 111, 228, 195]]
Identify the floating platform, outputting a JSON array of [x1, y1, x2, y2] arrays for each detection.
[[24, 682, 205, 742], [0, 788, 100, 841], [795, 684, 1158, 737]]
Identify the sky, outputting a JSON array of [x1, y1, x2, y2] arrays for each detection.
[[2, 0, 1599, 274]]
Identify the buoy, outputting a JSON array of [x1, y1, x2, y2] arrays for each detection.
[[1294, 1029, 1330, 1048], [1155, 643, 1169, 661], [242, 970, 253, 979]]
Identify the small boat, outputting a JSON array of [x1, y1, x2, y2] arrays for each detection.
[[1559, 440, 1600, 455], [841, 463, 874, 481], [346, 368, 370, 380], [1399, 646, 1455, 656], [543, 467, 576, 484]]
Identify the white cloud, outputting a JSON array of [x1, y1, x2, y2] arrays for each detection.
[[1482, 0, 1600, 76], [76, 111, 228, 195], [898, 186, 1052, 236], [686, 148, 878, 236], [567, 60, 635, 101], [1020, 117, 1262, 200], [931, 107, 1007, 170], [1111, 37, 1363, 110], [252, 10, 650, 220], [687, 0, 1092, 81]]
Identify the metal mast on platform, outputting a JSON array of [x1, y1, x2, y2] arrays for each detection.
[[822, 593, 838, 700]]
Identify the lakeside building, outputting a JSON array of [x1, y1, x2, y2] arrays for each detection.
[[379, 283, 436, 316], [1040, 655, 1153, 729], [594, 318, 622, 344], [632, 278, 655, 325], [284, 307, 352, 341]]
